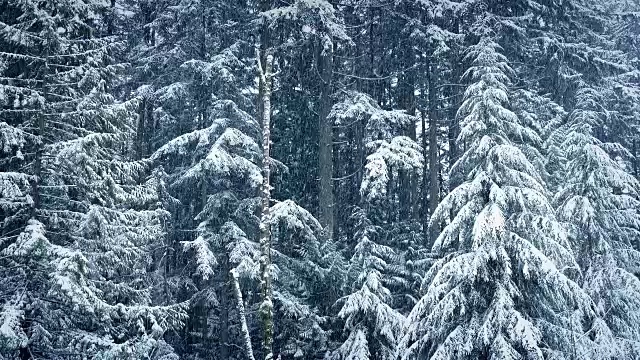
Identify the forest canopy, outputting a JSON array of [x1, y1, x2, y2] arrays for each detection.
[[1, 0, 640, 359]]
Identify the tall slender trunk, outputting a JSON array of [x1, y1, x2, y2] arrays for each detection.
[[136, 98, 147, 160], [404, 74, 419, 221], [107, 0, 116, 36], [318, 38, 335, 241], [219, 251, 230, 360], [349, 116, 365, 242], [420, 109, 428, 246], [388, 166, 395, 224], [427, 60, 439, 246], [398, 52, 416, 222], [200, 2, 207, 59], [448, 20, 462, 194], [257, 0, 271, 129], [32, 61, 47, 217], [256, 47, 274, 360], [256, 2, 274, 356], [199, 1, 209, 129], [368, 7, 375, 98]]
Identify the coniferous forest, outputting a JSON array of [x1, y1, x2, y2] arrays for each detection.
[[1, 0, 640, 359]]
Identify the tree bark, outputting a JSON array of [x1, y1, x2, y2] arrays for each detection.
[[257, 0, 271, 129], [138, 98, 145, 158], [256, 47, 274, 360], [427, 60, 439, 246], [448, 20, 462, 194], [219, 246, 230, 360], [420, 109, 428, 246], [199, 0, 209, 129], [107, 0, 116, 36], [318, 38, 335, 241], [403, 71, 419, 221], [231, 270, 255, 360], [256, 2, 274, 356], [31, 57, 47, 217]]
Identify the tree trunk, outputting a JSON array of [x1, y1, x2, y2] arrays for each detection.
[[427, 60, 439, 246], [231, 270, 256, 360], [107, 0, 116, 36], [256, 3, 274, 355], [404, 73, 419, 221], [31, 62, 47, 217], [199, 1, 209, 129], [318, 38, 335, 241], [219, 238, 230, 360], [420, 109, 428, 246], [136, 98, 147, 160], [448, 20, 462, 194], [257, 0, 271, 129], [257, 47, 274, 360]]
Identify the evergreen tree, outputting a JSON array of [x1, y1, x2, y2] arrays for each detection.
[[3, 1, 640, 359], [554, 84, 640, 358], [328, 91, 419, 360], [400, 38, 598, 359], [0, 1, 186, 358]]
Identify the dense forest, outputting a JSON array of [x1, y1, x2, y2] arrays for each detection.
[[1, 0, 640, 359]]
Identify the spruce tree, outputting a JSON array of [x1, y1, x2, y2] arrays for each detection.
[[400, 38, 598, 359], [0, 1, 186, 358], [554, 84, 640, 358]]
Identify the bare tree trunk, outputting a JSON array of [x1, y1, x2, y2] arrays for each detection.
[[199, 0, 209, 129], [231, 269, 256, 360], [107, 0, 116, 36], [257, 0, 271, 129], [256, 2, 274, 355], [448, 20, 462, 195], [256, 47, 274, 360], [427, 60, 439, 246], [403, 72, 419, 221], [318, 38, 335, 241], [136, 97, 153, 160], [32, 62, 47, 216], [420, 109, 428, 246], [398, 65, 415, 222], [219, 245, 230, 360]]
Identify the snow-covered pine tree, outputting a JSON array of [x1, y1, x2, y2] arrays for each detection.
[[151, 99, 262, 359], [151, 85, 336, 358], [554, 83, 640, 358], [255, 39, 276, 360], [0, 1, 187, 358], [400, 38, 600, 359], [536, 2, 640, 354], [329, 206, 405, 360], [120, 0, 253, 156], [259, 0, 350, 243], [4, 0, 640, 359], [327, 91, 420, 360], [511, 89, 567, 193], [608, 77, 640, 181], [605, 1, 640, 181], [120, 2, 261, 355], [268, 200, 335, 358], [0, 118, 54, 358]]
